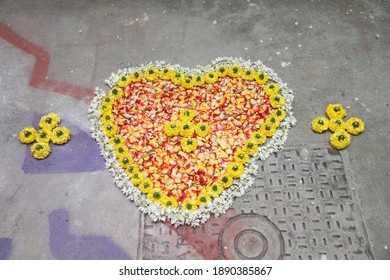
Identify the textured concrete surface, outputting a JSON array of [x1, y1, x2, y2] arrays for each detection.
[[0, 0, 389, 259]]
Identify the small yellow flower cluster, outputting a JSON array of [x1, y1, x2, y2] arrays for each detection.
[[264, 83, 285, 109], [19, 113, 71, 159], [312, 104, 365, 150], [164, 109, 211, 154]]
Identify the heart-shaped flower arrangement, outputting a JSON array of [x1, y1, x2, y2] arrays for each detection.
[[89, 57, 295, 226]]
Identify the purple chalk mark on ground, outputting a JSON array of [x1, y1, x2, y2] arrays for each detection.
[[49, 209, 130, 260], [22, 113, 105, 174], [0, 238, 13, 259]]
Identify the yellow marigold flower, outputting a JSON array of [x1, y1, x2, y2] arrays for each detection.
[[272, 108, 286, 121], [234, 149, 250, 164], [161, 196, 179, 208], [118, 154, 132, 169], [37, 129, 51, 143], [255, 71, 269, 85], [101, 95, 115, 107], [218, 174, 234, 189], [182, 76, 195, 89], [160, 67, 175, 80], [264, 83, 280, 96], [242, 68, 256, 81], [19, 127, 38, 144], [326, 104, 347, 119], [51, 127, 71, 145], [139, 178, 153, 193], [206, 183, 224, 198], [266, 115, 281, 128], [130, 71, 143, 82], [179, 109, 196, 122], [249, 131, 267, 145], [39, 113, 61, 130], [116, 74, 130, 87], [204, 71, 218, 84], [260, 123, 277, 137], [126, 163, 140, 178], [182, 198, 198, 211], [117, 153, 131, 167], [31, 142, 51, 160], [269, 94, 285, 109], [131, 173, 145, 186], [328, 118, 346, 133], [179, 122, 195, 137], [330, 129, 351, 150], [109, 135, 124, 146], [216, 65, 228, 77], [102, 123, 118, 138], [196, 193, 211, 206], [227, 65, 243, 78], [163, 121, 180, 137], [242, 140, 258, 156], [172, 71, 185, 85], [115, 143, 129, 158], [144, 67, 160, 81], [311, 117, 329, 133], [195, 122, 211, 137], [101, 112, 115, 125], [181, 137, 197, 153], [227, 162, 245, 178], [108, 86, 124, 100], [147, 188, 164, 201], [193, 74, 205, 87], [345, 117, 365, 135], [100, 103, 112, 115]]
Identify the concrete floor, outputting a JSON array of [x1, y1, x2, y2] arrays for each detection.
[[0, 0, 389, 259]]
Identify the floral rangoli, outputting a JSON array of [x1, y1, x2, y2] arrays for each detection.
[[312, 104, 365, 149], [19, 113, 71, 159], [89, 57, 295, 226]]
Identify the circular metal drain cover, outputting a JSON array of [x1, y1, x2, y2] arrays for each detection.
[[219, 213, 284, 260]]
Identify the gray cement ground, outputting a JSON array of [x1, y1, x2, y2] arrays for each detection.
[[0, 0, 389, 259]]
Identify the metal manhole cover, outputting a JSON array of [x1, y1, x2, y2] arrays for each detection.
[[219, 213, 284, 260], [137, 145, 372, 260]]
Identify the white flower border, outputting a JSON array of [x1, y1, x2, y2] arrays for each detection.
[[89, 57, 296, 227]]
